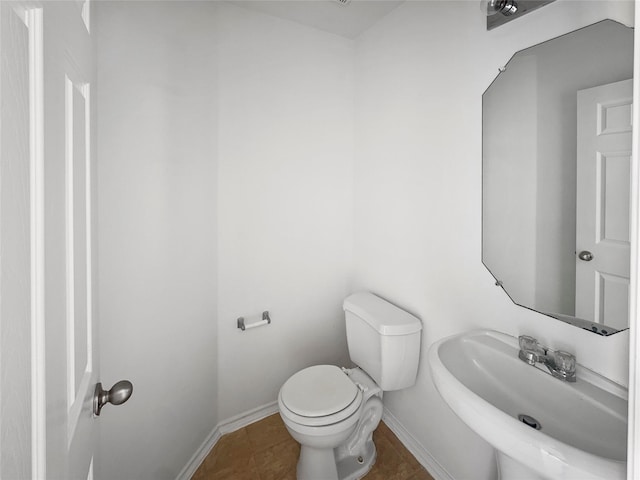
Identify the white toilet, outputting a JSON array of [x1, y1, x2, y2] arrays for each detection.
[[278, 292, 422, 480]]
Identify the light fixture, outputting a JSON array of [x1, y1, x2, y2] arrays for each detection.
[[482, 0, 555, 30], [480, 0, 518, 16]]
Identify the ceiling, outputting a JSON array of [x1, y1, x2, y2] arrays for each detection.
[[228, 0, 405, 39]]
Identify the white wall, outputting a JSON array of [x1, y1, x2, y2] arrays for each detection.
[[353, 1, 634, 479], [216, 3, 355, 419], [96, 3, 218, 479], [96, 2, 355, 477]]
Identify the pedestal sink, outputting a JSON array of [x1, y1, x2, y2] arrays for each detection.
[[428, 330, 627, 480]]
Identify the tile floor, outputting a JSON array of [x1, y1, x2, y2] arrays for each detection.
[[192, 413, 434, 480]]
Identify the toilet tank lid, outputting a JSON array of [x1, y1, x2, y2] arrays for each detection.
[[343, 292, 422, 336]]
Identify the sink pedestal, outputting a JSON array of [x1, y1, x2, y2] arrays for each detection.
[[496, 452, 546, 480]]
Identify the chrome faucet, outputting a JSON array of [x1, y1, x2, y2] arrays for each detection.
[[518, 335, 576, 382]]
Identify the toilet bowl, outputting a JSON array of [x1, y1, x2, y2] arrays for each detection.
[[278, 292, 422, 480]]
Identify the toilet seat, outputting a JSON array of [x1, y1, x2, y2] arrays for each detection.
[[279, 365, 363, 427]]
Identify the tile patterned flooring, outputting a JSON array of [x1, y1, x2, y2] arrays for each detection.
[[192, 413, 435, 480]]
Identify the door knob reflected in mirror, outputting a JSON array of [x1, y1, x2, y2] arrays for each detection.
[[578, 251, 594, 261], [94, 380, 133, 416]]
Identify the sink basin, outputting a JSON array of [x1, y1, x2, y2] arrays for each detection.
[[428, 330, 627, 480]]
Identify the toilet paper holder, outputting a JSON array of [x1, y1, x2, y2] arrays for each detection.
[[237, 311, 271, 331]]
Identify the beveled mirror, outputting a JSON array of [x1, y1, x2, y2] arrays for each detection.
[[482, 20, 634, 336]]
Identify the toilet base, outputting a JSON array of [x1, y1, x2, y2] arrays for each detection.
[[297, 446, 340, 480], [336, 438, 377, 480], [296, 439, 377, 480], [334, 395, 383, 480]]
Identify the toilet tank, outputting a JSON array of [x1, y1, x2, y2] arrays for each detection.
[[343, 292, 422, 391]]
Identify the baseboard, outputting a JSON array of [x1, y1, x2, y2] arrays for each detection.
[[175, 401, 279, 480], [218, 400, 279, 435], [175, 426, 222, 480], [382, 408, 454, 480]]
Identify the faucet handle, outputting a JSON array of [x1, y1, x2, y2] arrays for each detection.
[[518, 335, 539, 352], [552, 350, 576, 377], [518, 349, 538, 365], [518, 335, 541, 365]]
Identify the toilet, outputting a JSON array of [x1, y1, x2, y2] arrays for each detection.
[[278, 292, 422, 480]]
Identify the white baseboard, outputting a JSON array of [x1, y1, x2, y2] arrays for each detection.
[[175, 427, 222, 480], [218, 400, 279, 435], [175, 401, 279, 480], [382, 408, 454, 480]]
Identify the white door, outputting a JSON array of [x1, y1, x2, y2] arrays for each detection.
[[575, 79, 633, 331], [48, 2, 98, 478], [0, 2, 130, 479]]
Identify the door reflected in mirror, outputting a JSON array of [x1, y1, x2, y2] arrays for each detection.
[[482, 20, 634, 335]]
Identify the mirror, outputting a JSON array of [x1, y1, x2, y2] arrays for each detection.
[[482, 20, 634, 336]]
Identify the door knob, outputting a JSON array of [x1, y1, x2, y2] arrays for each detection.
[[94, 380, 133, 416], [578, 250, 594, 261]]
